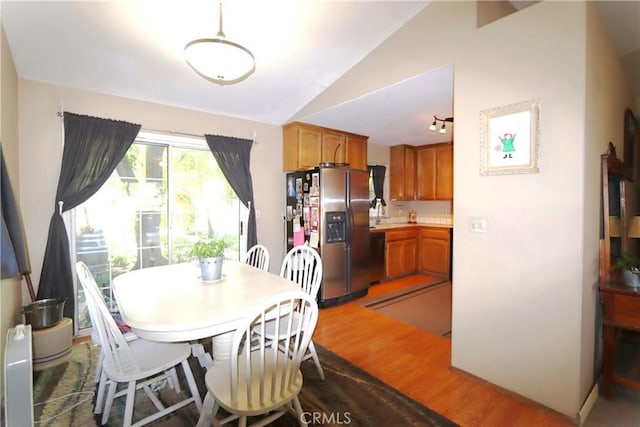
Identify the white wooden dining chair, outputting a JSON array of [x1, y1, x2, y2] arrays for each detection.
[[76, 261, 202, 427], [196, 290, 318, 427], [243, 244, 270, 271], [254, 244, 325, 380]]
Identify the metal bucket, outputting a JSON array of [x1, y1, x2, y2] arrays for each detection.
[[22, 298, 66, 330]]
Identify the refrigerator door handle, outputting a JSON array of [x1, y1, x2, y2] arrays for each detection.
[[346, 206, 354, 246]]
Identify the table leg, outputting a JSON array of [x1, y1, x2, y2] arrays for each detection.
[[601, 324, 615, 398], [211, 331, 234, 361], [190, 343, 213, 370]]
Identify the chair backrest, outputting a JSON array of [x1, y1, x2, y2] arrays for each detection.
[[230, 290, 318, 406], [243, 244, 270, 271], [76, 261, 140, 375], [280, 244, 322, 298]]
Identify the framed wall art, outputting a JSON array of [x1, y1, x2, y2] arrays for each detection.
[[480, 99, 540, 175]]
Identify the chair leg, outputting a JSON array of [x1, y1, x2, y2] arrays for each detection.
[[94, 350, 104, 383], [102, 379, 118, 425], [239, 416, 247, 427], [307, 341, 325, 380], [123, 381, 137, 427], [196, 391, 218, 427], [167, 367, 181, 392], [292, 396, 308, 426], [181, 359, 203, 411], [94, 371, 107, 414]]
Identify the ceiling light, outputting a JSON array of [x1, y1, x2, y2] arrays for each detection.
[[429, 115, 454, 135], [184, 0, 255, 85]]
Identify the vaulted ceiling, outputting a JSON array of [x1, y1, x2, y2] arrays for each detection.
[[1, 1, 638, 146]]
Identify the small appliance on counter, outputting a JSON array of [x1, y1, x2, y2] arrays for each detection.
[[408, 209, 417, 224]]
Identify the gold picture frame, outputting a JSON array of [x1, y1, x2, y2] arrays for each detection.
[[480, 99, 540, 175]]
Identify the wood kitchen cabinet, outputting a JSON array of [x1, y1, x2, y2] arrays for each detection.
[[346, 135, 368, 170], [385, 229, 417, 278], [418, 227, 451, 277], [389, 145, 416, 200], [283, 122, 368, 172], [416, 143, 453, 200]]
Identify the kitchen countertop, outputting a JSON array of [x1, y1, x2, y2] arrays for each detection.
[[370, 223, 453, 232]]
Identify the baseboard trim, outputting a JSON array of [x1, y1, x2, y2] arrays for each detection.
[[578, 383, 599, 426]]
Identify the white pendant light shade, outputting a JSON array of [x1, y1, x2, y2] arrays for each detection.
[[185, 37, 255, 85], [184, 0, 255, 86]]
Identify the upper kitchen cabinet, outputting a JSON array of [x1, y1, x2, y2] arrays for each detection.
[[345, 135, 368, 171], [390, 145, 416, 201], [283, 122, 368, 172], [416, 142, 453, 200]]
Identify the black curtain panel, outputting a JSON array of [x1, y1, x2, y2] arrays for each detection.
[[204, 135, 257, 248], [368, 165, 387, 208], [38, 112, 140, 320], [1, 146, 30, 278]]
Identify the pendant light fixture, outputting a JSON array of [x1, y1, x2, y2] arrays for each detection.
[[184, 0, 255, 85], [429, 116, 454, 134]]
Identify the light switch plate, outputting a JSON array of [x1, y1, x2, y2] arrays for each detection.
[[470, 217, 487, 233]]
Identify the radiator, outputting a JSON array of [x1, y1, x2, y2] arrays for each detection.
[[4, 324, 34, 427]]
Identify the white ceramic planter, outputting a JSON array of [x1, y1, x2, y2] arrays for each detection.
[[198, 256, 224, 282], [622, 269, 640, 288]]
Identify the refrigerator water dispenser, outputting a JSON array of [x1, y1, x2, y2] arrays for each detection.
[[325, 211, 346, 243]]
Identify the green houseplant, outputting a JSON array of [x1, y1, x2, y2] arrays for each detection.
[[614, 251, 640, 288], [192, 237, 227, 282]]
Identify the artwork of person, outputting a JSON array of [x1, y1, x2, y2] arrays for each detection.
[[497, 133, 516, 159]]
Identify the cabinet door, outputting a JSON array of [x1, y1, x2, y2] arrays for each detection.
[[419, 228, 451, 276], [386, 240, 405, 277], [416, 147, 436, 200], [321, 131, 346, 164], [402, 238, 418, 273], [299, 127, 323, 169], [390, 145, 415, 201], [283, 124, 322, 171], [346, 135, 368, 170], [435, 144, 453, 200]]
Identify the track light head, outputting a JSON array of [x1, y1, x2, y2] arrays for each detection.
[[429, 115, 454, 134]]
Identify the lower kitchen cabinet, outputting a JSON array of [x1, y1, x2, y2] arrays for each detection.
[[381, 226, 451, 280], [385, 229, 417, 278], [418, 227, 451, 277]]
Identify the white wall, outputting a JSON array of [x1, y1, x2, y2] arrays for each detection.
[[17, 80, 287, 296], [294, 0, 634, 419]]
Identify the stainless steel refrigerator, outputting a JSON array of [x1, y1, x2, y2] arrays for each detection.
[[285, 165, 370, 306]]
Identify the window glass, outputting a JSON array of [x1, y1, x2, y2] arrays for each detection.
[[74, 135, 239, 331]]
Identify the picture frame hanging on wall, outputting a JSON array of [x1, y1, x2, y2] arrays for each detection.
[[479, 99, 540, 175]]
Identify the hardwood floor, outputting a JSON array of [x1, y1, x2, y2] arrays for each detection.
[[313, 274, 573, 427]]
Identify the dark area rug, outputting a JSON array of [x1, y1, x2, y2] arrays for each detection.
[[33, 341, 457, 426]]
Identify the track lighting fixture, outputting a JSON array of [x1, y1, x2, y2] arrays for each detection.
[[429, 116, 454, 134]]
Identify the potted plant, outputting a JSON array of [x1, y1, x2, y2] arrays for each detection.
[[614, 251, 640, 288], [192, 237, 227, 282]]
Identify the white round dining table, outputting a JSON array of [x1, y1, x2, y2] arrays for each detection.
[[112, 260, 300, 367]]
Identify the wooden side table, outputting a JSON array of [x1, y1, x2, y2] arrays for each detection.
[[599, 280, 640, 397]]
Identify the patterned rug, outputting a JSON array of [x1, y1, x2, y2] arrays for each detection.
[[33, 342, 457, 426]]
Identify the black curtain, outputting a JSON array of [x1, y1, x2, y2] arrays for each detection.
[[204, 135, 257, 248], [368, 165, 387, 208], [38, 113, 140, 320], [1, 146, 30, 278]]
